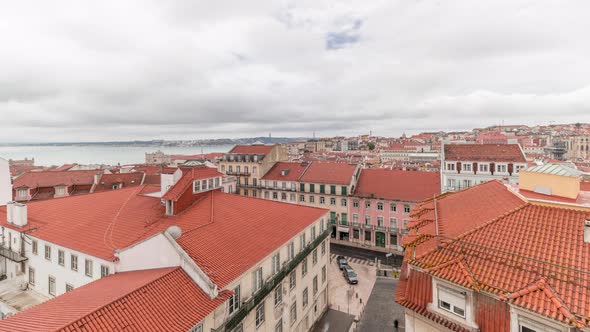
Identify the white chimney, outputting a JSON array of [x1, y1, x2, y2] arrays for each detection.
[[0, 157, 11, 206], [12, 203, 27, 227], [6, 201, 15, 224], [585, 219, 590, 244]]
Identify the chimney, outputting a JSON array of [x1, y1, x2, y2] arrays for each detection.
[[0, 157, 11, 206], [12, 203, 28, 227], [585, 219, 590, 244], [6, 201, 14, 224]]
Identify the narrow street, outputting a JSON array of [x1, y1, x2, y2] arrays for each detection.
[[330, 243, 404, 267], [357, 277, 406, 332]]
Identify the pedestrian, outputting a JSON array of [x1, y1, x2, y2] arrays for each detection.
[[394, 319, 399, 330]]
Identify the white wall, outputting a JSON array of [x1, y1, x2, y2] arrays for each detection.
[[0, 157, 11, 206], [116, 233, 181, 272]]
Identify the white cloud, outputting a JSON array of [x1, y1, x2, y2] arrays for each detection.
[[0, 0, 589, 142]]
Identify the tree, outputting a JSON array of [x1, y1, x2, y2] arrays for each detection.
[[367, 142, 375, 150]]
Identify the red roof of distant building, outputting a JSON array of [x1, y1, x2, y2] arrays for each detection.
[[229, 145, 274, 155], [9, 165, 44, 177], [53, 164, 76, 171], [353, 169, 440, 202], [170, 153, 224, 160], [0, 187, 327, 287], [299, 162, 357, 185], [93, 172, 145, 192], [131, 165, 177, 175], [262, 162, 310, 181], [0, 267, 230, 332], [12, 170, 99, 189], [444, 144, 526, 162], [162, 167, 223, 201]]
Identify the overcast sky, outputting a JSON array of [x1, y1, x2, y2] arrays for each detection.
[[1, 0, 590, 142]]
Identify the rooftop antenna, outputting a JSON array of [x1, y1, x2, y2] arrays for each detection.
[[313, 131, 316, 139]]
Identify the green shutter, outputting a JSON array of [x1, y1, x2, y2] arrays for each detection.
[[320, 185, 325, 194], [310, 184, 315, 193], [300, 183, 305, 192], [341, 186, 347, 196], [330, 185, 336, 195]]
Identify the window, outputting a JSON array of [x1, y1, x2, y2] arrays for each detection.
[[404, 204, 411, 213], [48, 276, 56, 296], [275, 319, 283, 332], [290, 302, 297, 324], [244, 166, 249, 174], [341, 199, 347, 206], [365, 231, 372, 241], [302, 288, 309, 307], [202, 179, 208, 190], [353, 214, 359, 223], [309, 184, 315, 192], [272, 253, 281, 275], [463, 163, 472, 172], [228, 285, 241, 315], [341, 186, 347, 196], [275, 284, 283, 306], [194, 180, 201, 192], [312, 249, 318, 265], [313, 276, 318, 295], [390, 218, 398, 230], [309, 195, 315, 203], [364, 215, 371, 225], [518, 317, 560, 332], [311, 226, 316, 240], [228, 165, 233, 173], [71, 254, 78, 271], [55, 186, 66, 196], [365, 201, 371, 209], [300, 183, 305, 192], [302, 258, 308, 277], [319, 184, 325, 194], [215, 177, 220, 187], [272, 192, 278, 200], [353, 200, 359, 208], [322, 266, 327, 283], [377, 216, 384, 227], [330, 185, 336, 195], [32, 240, 38, 255], [377, 202, 383, 210], [290, 193, 296, 201], [253, 166, 257, 175], [58, 250, 64, 266], [288, 242, 295, 261], [44, 245, 51, 261], [300, 233, 306, 251], [28, 267, 35, 285], [479, 163, 489, 172], [273, 181, 278, 188], [85, 259, 93, 277], [446, 163, 456, 171], [299, 195, 305, 202], [319, 196, 325, 204], [497, 164, 507, 173], [438, 287, 466, 318], [281, 192, 287, 200], [66, 283, 74, 292], [253, 267, 263, 293], [265, 191, 270, 199], [17, 188, 27, 198], [289, 271, 296, 290], [321, 241, 326, 256], [101, 265, 109, 278], [403, 219, 409, 229], [255, 302, 265, 327]]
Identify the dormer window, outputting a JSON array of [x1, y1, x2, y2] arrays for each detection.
[[446, 163, 456, 171], [202, 179, 208, 190], [479, 164, 489, 172], [497, 164, 507, 173], [194, 180, 201, 192], [438, 287, 466, 318], [17, 188, 27, 198], [215, 177, 220, 188], [55, 186, 67, 196]]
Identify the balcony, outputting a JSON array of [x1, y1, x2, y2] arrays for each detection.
[[351, 222, 361, 228], [226, 170, 251, 176], [375, 225, 387, 232], [0, 247, 27, 263], [363, 224, 374, 230], [215, 228, 331, 332]]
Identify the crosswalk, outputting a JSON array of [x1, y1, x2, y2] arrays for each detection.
[[330, 253, 375, 267]]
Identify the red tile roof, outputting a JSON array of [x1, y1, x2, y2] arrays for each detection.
[[0, 186, 327, 287], [0, 267, 230, 332], [299, 162, 357, 185], [444, 144, 526, 162], [353, 169, 440, 202], [411, 204, 590, 327], [93, 172, 144, 192], [53, 164, 76, 171], [229, 144, 274, 155], [170, 153, 224, 160], [162, 167, 223, 201], [261, 162, 310, 181], [13, 170, 99, 189]]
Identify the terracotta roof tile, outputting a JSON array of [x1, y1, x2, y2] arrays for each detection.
[[162, 167, 223, 201], [0, 267, 230, 332], [299, 162, 357, 185], [353, 169, 440, 202], [444, 144, 526, 162], [229, 145, 274, 155], [13, 170, 99, 189], [93, 172, 144, 192], [261, 162, 309, 181]]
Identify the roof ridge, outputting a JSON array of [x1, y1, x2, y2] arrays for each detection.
[[297, 161, 313, 181], [54, 267, 181, 331]]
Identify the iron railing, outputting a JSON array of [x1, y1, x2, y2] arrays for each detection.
[[0, 247, 27, 262], [215, 228, 331, 332]]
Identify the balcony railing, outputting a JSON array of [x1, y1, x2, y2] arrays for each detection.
[[215, 228, 331, 332], [226, 170, 251, 176], [351, 222, 361, 228], [340, 221, 348, 226], [375, 225, 387, 232], [363, 224, 374, 230], [0, 246, 27, 262]]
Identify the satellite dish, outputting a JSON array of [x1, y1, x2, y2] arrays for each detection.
[[166, 225, 182, 239]]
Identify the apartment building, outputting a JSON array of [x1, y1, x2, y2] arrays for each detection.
[[441, 143, 527, 192], [397, 180, 590, 331], [568, 135, 590, 161], [218, 144, 288, 196], [260, 161, 360, 231], [345, 169, 440, 254], [0, 166, 330, 332]]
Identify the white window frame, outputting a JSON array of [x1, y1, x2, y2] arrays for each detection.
[[510, 306, 566, 332], [253, 267, 263, 293], [428, 278, 477, 329], [228, 285, 241, 315], [255, 302, 265, 328]]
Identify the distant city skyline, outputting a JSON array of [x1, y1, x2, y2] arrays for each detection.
[[1, 0, 590, 143]]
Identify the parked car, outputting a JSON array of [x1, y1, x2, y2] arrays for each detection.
[[337, 255, 348, 270], [343, 266, 358, 284]]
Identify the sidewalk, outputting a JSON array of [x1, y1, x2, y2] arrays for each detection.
[[357, 277, 405, 332], [312, 309, 355, 332]]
